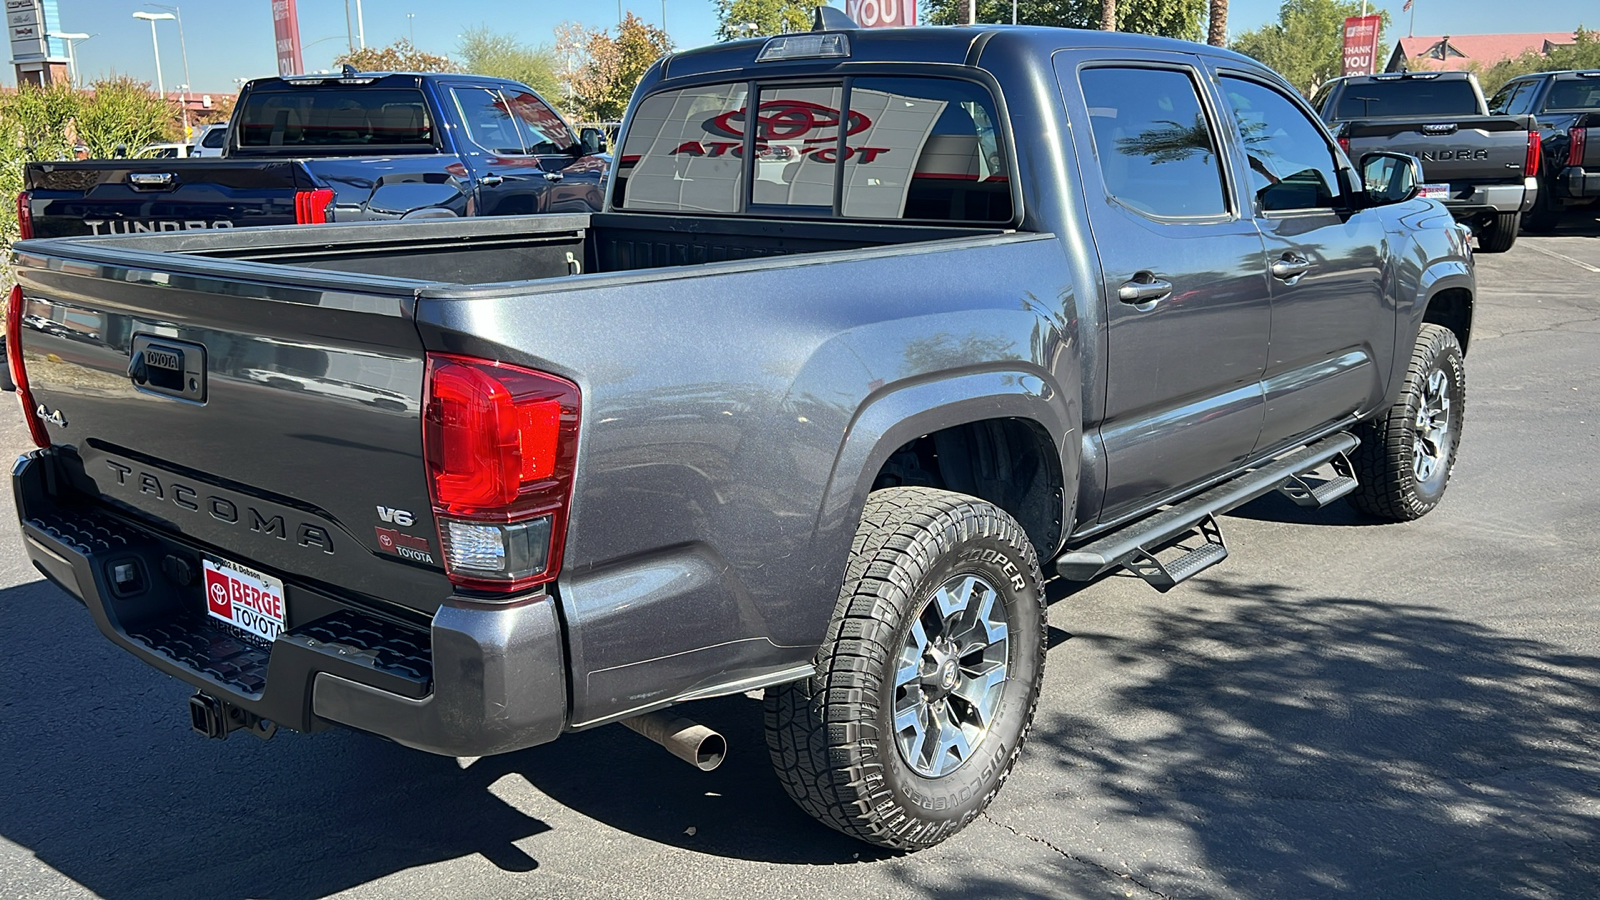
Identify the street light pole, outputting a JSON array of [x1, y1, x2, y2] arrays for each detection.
[[356, 0, 365, 49], [131, 11, 173, 97], [147, 5, 192, 137]]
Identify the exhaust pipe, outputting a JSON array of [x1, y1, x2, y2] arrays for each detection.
[[620, 712, 726, 771]]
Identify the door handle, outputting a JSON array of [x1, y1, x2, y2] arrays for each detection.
[[477, 174, 504, 187], [543, 172, 564, 183], [1118, 276, 1173, 305], [1271, 256, 1312, 281]]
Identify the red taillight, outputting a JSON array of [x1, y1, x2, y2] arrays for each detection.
[[15, 191, 32, 240], [1570, 127, 1588, 168], [1337, 136, 1350, 155], [294, 188, 334, 224], [5, 285, 51, 448], [1524, 130, 1541, 178], [423, 353, 580, 593]]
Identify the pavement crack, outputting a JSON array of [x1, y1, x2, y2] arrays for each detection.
[[981, 811, 1171, 899]]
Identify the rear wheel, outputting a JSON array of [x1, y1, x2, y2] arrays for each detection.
[[765, 487, 1045, 851], [1347, 324, 1466, 521], [1476, 210, 1520, 252]]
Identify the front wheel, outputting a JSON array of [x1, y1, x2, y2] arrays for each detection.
[[1347, 323, 1466, 521], [765, 487, 1046, 851]]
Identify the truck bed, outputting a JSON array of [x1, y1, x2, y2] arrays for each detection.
[[62, 212, 1008, 287]]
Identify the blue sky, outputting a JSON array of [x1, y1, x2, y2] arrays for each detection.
[[5, 0, 1591, 94]]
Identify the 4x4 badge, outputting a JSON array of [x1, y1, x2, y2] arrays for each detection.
[[34, 404, 67, 428]]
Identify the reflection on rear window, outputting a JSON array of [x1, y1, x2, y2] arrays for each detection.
[[614, 77, 1011, 222], [1334, 80, 1480, 118], [1548, 80, 1600, 111], [238, 89, 434, 148]]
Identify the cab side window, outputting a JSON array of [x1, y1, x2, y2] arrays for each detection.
[[506, 91, 576, 155], [1220, 76, 1343, 213], [1078, 66, 1230, 219], [449, 86, 525, 155], [1489, 80, 1534, 116]]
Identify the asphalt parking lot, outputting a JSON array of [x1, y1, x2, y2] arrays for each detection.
[[2, 217, 1598, 900]]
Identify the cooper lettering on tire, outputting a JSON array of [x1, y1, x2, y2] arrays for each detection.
[[765, 487, 1046, 850]]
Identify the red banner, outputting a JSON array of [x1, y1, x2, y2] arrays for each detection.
[[270, 0, 303, 77], [1342, 15, 1382, 76], [846, 0, 915, 28]]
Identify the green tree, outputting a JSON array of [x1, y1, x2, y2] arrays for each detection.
[[2, 81, 79, 161], [715, 0, 830, 40], [563, 13, 673, 122], [1232, 0, 1389, 95], [334, 38, 457, 73], [922, 0, 1204, 40], [1472, 27, 1600, 94], [75, 76, 180, 159], [456, 26, 562, 99]]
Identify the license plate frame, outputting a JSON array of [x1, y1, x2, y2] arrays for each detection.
[[1418, 182, 1451, 200], [202, 557, 288, 643]]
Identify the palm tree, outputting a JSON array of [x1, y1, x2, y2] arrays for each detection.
[[1100, 0, 1115, 31], [1208, 0, 1228, 46]]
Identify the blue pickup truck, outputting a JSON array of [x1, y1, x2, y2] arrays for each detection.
[[17, 71, 608, 239]]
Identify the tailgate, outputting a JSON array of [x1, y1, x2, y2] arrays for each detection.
[[9, 240, 450, 615], [24, 160, 318, 239], [1343, 115, 1532, 181]]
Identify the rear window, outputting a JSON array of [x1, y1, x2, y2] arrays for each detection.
[[201, 127, 227, 148], [237, 89, 434, 149], [1547, 78, 1600, 111], [1334, 80, 1480, 118], [614, 77, 1012, 223]]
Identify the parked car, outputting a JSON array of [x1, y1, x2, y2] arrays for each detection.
[[1488, 69, 1600, 230], [5, 16, 1474, 851], [16, 71, 608, 238], [1311, 70, 1539, 251], [132, 142, 194, 158], [189, 122, 228, 158]]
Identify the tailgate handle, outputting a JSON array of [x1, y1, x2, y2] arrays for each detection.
[[1421, 123, 1458, 136], [129, 172, 176, 189]]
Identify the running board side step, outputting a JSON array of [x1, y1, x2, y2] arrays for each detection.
[[1055, 432, 1360, 591]]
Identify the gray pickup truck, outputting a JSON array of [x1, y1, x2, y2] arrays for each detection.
[[5, 18, 1475, 851], [1489, 69, 1600, 230], [1312, 70, 1538, 251]]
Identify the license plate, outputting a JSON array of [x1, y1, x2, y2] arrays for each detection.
[[203, 558, 287, 642], [1418, 183, 1450, 200]]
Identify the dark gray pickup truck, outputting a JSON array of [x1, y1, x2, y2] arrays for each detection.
[[18, 72, 608, 240], [5, 18, 1475, 851], [1489, 69, 1600, 230], [1312, 70, 1538, 251]]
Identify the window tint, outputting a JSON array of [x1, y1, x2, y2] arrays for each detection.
[[1079, 67, 1228, 219], [616, 82, 750, 213], [201, 127, 226, 148], [237, 89, 433, 148], [1333, 79, 1479, 118], [1488, 80, 1532, 115], [615, 77, 1011, 222], [1547, 79, 1600, 111], [450, 87, 525, 155], [843, 77, 1011, 221], [1222, 77, 1342, 212], [505, 91, 575, 154]]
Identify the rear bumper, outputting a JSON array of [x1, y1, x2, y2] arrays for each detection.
[[1554, 166, 1600, 202], [1441, 180, 1534, 216], [13, 449, 567, 757]]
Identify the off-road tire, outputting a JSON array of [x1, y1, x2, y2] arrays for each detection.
[[1477, 210, 1520, 252], [764, 487, 1046, 851], [1347, 324, 1466, 521]]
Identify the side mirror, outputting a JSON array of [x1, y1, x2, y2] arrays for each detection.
[[579, 127, 608, 155], [1359, 152, 1423, 206]]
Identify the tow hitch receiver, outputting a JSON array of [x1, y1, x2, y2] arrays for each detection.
[[189, 692, 278, 742]]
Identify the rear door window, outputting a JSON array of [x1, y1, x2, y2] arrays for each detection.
[[1078, 66, 1229, 219], [614, 77, 1012, 223]]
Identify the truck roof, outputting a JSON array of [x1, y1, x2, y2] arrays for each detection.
[[1332, 71, 1478, 84], [658, 25, 1269, 84]]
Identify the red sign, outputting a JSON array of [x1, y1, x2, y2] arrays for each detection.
[[846, 0, 915, 28], [270, 0, 303, 77], [1342, 15, 1382, 76]]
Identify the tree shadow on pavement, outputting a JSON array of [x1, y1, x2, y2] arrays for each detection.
[[1029, 576, 1600, 899]]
